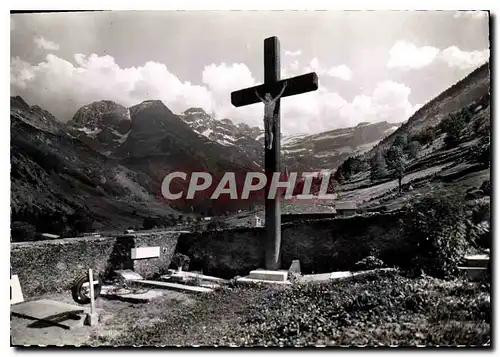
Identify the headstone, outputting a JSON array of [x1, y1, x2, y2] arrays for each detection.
[[11, 274, 24, 305], [288, 260, 301, 274], [131, 246, 160, 260]]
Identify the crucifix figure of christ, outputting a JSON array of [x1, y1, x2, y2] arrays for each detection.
[[231, 36, 318, 271], [255, 81, 287, 150]]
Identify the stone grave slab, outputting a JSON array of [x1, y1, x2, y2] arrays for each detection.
[[11, 299, 86, 330], [464, 254, 489, 268], [11, 275, 24, 305], [164, 269, 229, 283], [199, 282, 221, 289], [248, 269, 288, 282], [163, 271, 190, 283], [131, 246, 160, 260], [100, 286, 164, 303], [116, 269, 144, 281], [299, 273, 336, 283], [135, 280, 213, 293], [236, 277, 291, 285], [330, 271, 353, 280]]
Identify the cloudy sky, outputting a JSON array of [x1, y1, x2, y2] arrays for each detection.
[[10, 10, 490, 135]]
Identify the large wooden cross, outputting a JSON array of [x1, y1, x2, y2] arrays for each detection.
[[231, 36, 318, 270]]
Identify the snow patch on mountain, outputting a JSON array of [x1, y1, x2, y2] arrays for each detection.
[[78, 127, 102, 137], [312, 132, 351, 141]]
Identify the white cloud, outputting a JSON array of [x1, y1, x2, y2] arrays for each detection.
[[202, 62, 256, 94], [11, 53, 213, 121], [11, 51, 418, 135], [387, 41, 439, 69], [308, 57, 320, 71], [34, 36, 60, 51], [284, 56, 352, 81], [439, 46, 490, 70], [387, 41, 489, 70], [284, 50, 302, 57], [453, 11, 488, 19], [327, 65, 352, 81], [339, 81, 416, 127]]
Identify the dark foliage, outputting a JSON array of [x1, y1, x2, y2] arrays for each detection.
[[11, 221, 37, 242], [354, 255, 385, 271], [370, 150, 388, 182], [401, 193, 469, 278], [411, 126, 437, 146], [333, 155, 369, 182], [438, 109, 472, 149], [206, 219, 230, 231], [171, 252, 191, 271], [477, 143, 490, 167], [142, 214, 178, 230], [10, 207, 95, 240], [480, 180, 491, 196]]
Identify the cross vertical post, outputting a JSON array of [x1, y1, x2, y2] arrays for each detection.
[[231, 36, 319, 272], [263, 37, 281, 270]]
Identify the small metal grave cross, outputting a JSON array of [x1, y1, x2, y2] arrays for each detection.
[[231, 36, 318, 270]]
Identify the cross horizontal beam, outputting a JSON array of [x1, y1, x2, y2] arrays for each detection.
[[231, 72, 318, 108]]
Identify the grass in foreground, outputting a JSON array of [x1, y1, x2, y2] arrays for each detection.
[[91, 271, 490, 347]]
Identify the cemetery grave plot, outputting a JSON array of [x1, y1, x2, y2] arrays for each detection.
[[88, 270, 490, 347], [11, 266, 490, 346]]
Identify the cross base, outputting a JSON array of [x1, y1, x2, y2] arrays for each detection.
[[247, 269, 288, 282]]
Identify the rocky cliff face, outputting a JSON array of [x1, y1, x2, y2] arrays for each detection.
[[179, 107, 399, 172], [121, 101, 261, 215], [68, 100, 132, 155], [179, 107, 264, 165], [10, 98, 181, 238], [11, 96, 63, 134]]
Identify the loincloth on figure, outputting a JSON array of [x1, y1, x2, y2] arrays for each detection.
[[264, 115, 274, 150]]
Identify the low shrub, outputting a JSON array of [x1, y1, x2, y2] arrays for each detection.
[[480, 180, 491, 196], [354, 255, 385, 271], [401, 193, 469, 278], [11, 221, 37, 242]]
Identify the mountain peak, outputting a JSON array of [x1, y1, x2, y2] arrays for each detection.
[[68, 100, 132, 154], [184, 107, 208, 115], [11, 96, 30, 111]]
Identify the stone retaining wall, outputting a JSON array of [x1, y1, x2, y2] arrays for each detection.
[[11, 212, 411, 296], [11, 232, 180, 297], [177, 211, 410, 278]]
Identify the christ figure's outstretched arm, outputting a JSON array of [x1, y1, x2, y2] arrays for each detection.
[[271, 81, 288, 104], [255, 90, 265, 103]]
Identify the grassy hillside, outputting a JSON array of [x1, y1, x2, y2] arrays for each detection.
[[332, 62, 490, 215]]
